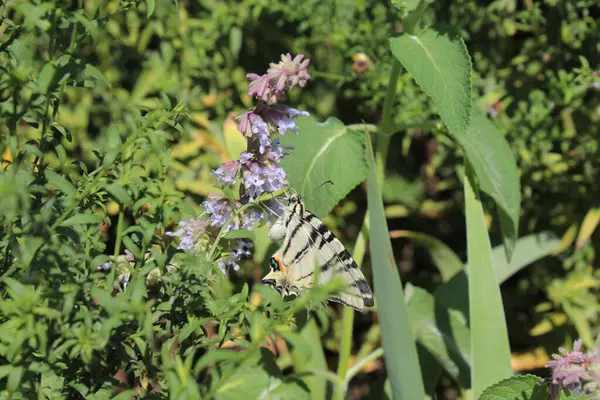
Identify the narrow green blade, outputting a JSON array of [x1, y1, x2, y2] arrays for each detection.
[[367, 137, 425, 399], [464, 168, 512, 397]]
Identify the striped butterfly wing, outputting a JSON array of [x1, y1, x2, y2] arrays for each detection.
[[264, 196, 374, 311]]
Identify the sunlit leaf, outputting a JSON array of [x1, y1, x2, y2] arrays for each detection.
[[575, 207, 600, 250], [390, 26, 472, 136], [281, 116, 368, 217]]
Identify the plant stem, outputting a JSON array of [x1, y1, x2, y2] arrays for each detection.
[[113, 210, 125, 258], [335, 217, 369, 399], [403, 0, 427, 35], [375, 60, 402, 187], [344, 347, 384, 385]]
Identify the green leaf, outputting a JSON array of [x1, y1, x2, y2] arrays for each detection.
[[7, 366, 23, 392], [391, 230, 462, 282], [59, 213, 103, 227], [391, 0, 422, 12], [229, 26, 243, 59], [45, 170, 76, 198], [122, 236, 141, 259], [416, 344, 443, 397], [36, 63, 57, 93], [366, 136, 425, 399], [281, 116, 368, 217], [287, 318, 328, 399], [455, 111, 521, 260], [84, 64, 110, 86], [390, 26, 472, 137], [405, 284, 470, 387], [223, 229, 255, 240], [464, 168, 511, 398], [492, 232, 559, 284], [105, 183, 133, 207], [146, 0, 156, 17], [479, 375, 548, 400], [8, 39, 34, 70], [211, 350, 309, 400]]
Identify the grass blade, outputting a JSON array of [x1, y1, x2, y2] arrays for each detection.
[[367, 138, 424, 399], [464, 167, 512, 397]]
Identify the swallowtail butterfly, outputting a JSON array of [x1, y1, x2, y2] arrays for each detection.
[[262, 194, 374, 311]]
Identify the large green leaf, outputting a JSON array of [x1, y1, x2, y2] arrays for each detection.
[[280, 116, 368, 217], [455, 111, 521, 260], [390, 26, 472, 137], [391, 24, 520, 260], [366, 137, 424, 399], [464, 168, 511, 398], [405, 284, 470, 387]]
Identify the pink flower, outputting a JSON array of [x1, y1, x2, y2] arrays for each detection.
[[247, 53, 311, 102], [546, 340, 600, 399]]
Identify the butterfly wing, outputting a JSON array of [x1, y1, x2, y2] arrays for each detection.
[[277, 211, 374, 311]]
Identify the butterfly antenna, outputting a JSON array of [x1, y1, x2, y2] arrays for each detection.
[[258, 197, 283, 219], [316, 180, 334, 191]]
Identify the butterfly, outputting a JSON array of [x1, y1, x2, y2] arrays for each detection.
[[262, 193, 374, 311]]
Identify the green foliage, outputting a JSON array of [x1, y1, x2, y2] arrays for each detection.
[[390, 26, 472, 137], [281, 116, 368, 217], [478, 375, 549, 400], [0, 0, 598, 398], [459, 112, 521, 259]]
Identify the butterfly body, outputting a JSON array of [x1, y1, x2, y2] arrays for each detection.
[[263, 194, 374, 311]]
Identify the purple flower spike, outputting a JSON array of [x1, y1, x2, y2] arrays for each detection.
[[247, 53, 311, 102], [202, 195, 233, 230], [267, 53, 311, 90], [258, 104, 308, 136], [216, 240, 253, 275], [169, 54, 310, 275], [167, 219, 208, 250], [213, 160, 240, 185], [241, 208, 263, 229]]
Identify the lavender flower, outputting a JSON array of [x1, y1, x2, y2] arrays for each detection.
[[546, 339, 600, 399], [217, 240, 253, 274], [241, 208, 263, 229], [202, 195, 233, 229], [232, 240, 253, 259], [213, 160, 240, 185], [166, 219, 208, 251], [236, 104, 308, 154]]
